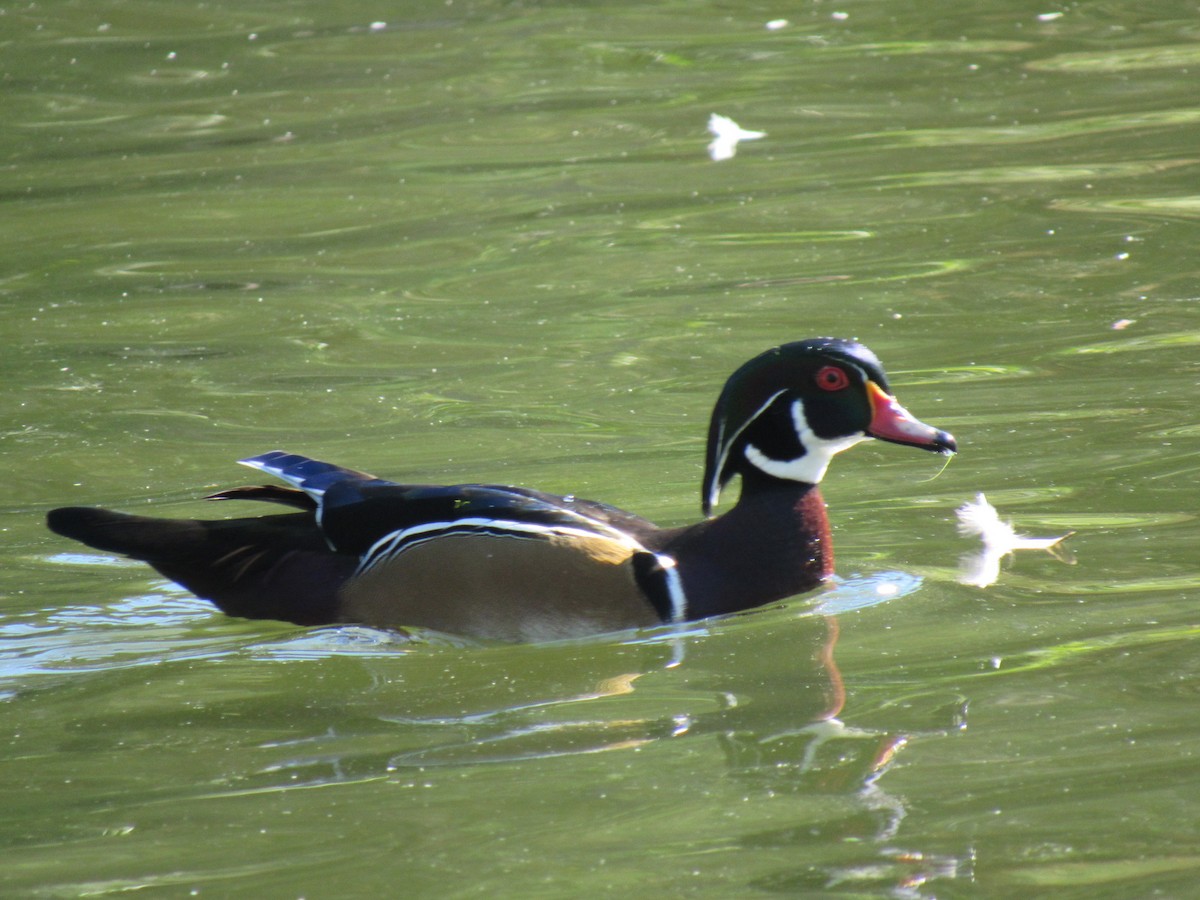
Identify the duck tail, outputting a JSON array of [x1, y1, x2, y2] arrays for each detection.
[[46, 506, 353, 626]]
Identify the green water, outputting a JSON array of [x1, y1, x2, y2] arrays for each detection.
[[4, 1, 1199, 895]]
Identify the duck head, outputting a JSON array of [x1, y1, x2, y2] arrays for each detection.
[[702, 338, 956, 515]]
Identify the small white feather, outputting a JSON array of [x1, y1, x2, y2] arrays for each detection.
[[955, 493, 1073, 587], [707, 113, 766, 161]]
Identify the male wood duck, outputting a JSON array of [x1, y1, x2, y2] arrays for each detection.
[[47, 338, 955, 642]]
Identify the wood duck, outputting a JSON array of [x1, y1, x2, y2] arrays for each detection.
[[47, 338, 955, 642]]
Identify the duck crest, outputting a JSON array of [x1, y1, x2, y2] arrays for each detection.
[[46, 337, 955, 641]]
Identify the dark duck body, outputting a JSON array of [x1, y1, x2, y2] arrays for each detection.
[[47, 338, 956, 642]]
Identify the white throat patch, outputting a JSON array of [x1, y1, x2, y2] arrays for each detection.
[[743, 399, 867, 485]]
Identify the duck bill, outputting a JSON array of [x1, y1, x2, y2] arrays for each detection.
[[866, 381, 957, 454]]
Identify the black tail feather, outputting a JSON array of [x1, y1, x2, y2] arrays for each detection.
[[203, 484, 318, 509], [47, 507, 353, 626]]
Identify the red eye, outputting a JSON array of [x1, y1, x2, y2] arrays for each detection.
[[816, 365, 850, 391]]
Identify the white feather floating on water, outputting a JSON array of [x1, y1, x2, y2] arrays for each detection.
[[956, 493, 1069, 553], [955, 493, 1073, 587], [707, 113, 766, 161]]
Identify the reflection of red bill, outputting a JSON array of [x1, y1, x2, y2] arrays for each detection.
[[866, 381, 956, 454]]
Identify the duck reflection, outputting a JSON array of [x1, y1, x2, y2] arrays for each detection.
[[383, 609, 909, 817], [246, 602, 970, 891], [375, 610, 850, 765]]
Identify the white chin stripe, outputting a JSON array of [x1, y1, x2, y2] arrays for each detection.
[[743, 399, 866, 485]]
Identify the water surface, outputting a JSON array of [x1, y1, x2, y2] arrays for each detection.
[[4, 1, 1199, 896]]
